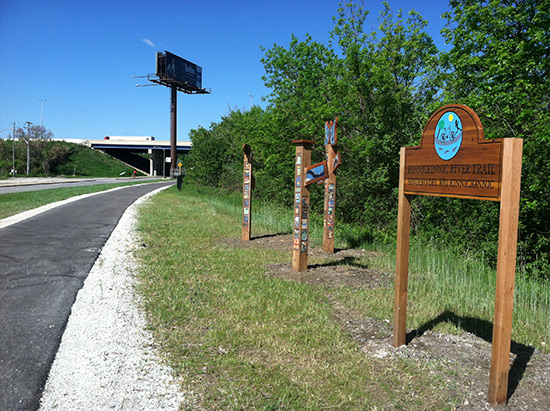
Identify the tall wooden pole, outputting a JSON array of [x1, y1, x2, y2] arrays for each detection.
[[393, 147, 412, 347], [488, 138, 523, 404], [170, 85, 177, 178], [292, 140, 315, 272]]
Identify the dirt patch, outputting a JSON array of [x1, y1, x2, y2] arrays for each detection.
[[219, 234, 550, 410], [218, 233, 293, 251], [330, 301, 550, 411], [220, 234, 388, 289], [265, 262, 392, 289]]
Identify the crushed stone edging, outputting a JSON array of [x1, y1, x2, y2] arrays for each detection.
[[39, 185, 188, 410]]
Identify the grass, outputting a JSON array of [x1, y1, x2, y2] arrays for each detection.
[[58, 142, 145, 177], [135, 185, 472, 409], [371, 242, 550, 350], [7, 180, 543, 408], [182, 185, 550, 353], [0, 181, 161, 219]]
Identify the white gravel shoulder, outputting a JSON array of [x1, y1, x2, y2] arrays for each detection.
[[39, 186, 187, 410]]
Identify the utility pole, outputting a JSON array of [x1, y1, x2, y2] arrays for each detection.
[[12, 122, 16, 174], [25, 121, 32, 175]]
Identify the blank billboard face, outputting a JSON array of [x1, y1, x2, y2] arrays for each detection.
[[164, 51, 202, 90]]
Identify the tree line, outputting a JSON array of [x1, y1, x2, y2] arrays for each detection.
[[184, 0, 550, 280], [0, 125, 74, 177]]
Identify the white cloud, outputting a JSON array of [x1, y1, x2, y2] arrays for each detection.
[[142, 38, 156, 47]]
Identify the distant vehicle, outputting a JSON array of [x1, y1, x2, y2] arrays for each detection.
[[103, 136, 155, 141]]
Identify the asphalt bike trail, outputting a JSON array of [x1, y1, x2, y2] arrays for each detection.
[[0, 181, 174, 410]]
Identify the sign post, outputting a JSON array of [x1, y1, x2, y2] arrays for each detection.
[[292, 140, 315, 272], [242, 144, 254, 241], [488, 137, 523, 404], [393, 104, 523, 405], [323, 118, 340, 252]]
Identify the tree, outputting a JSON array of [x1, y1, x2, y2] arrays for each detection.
[[5, 126, 57, 176], [329, 1, 440, 230], [185, 0, 549, 279], [261, 34, 340, 141], [441, 0, 550, 277]]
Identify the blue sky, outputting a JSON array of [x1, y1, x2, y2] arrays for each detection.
[[0, 0, 451, 142]]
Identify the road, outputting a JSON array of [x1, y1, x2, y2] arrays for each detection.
[[0, 180, 174, 410], [0, 177, 164, 195]]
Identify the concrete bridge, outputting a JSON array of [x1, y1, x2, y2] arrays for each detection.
[[60, 137, 192, 177]]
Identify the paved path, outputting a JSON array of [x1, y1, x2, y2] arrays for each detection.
[[0, 181, 174, 410], [0, 177, 164, 195]]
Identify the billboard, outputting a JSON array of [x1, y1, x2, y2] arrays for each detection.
[[156, 51, 202, 91]]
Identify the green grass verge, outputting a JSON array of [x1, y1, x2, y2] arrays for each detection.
[[136, 186, 465, 409], [59, 143, 146, 177], [0, 181, 160, 219], [177, 185, 550, 353]]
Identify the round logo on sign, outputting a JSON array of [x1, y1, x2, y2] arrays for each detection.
[[434, 111, 462, 160]]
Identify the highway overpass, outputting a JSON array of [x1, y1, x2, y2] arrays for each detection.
[[58, 137, 192, 177]]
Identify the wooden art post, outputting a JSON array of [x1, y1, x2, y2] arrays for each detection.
[[242, 144, 254, 241], [393, 104, 523, 405], [323, 118, 340, 252], [292, 140, 315, 272]]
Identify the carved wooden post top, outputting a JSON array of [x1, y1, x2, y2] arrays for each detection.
[[292, 140, 316, 147]]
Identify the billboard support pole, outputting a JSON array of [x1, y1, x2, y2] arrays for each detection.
[[170, 85, 177, 178], [144, 51, 210, 179]]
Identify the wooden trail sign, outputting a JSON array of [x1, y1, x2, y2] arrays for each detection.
[[404, 108, 503, 200], [292, 140, 315, 272], [242, 144, 255, 241], [323, 118, 340, 252], [393, 104, 523, 405]]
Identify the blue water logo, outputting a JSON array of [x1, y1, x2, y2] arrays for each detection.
[[435, 111, 462, 160]]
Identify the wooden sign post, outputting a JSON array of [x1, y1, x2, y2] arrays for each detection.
[[242, 144, 254, 241], [393, 104, 523, 405], [292, 140, 315, 272], [323, 118, 340, 252]]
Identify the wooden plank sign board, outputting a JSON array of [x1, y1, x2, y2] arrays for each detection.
[[404, 106, 503, 200], [394, 104, 523, 405]]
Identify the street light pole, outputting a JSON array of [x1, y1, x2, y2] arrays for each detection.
[[38, 98, 47, 129]]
